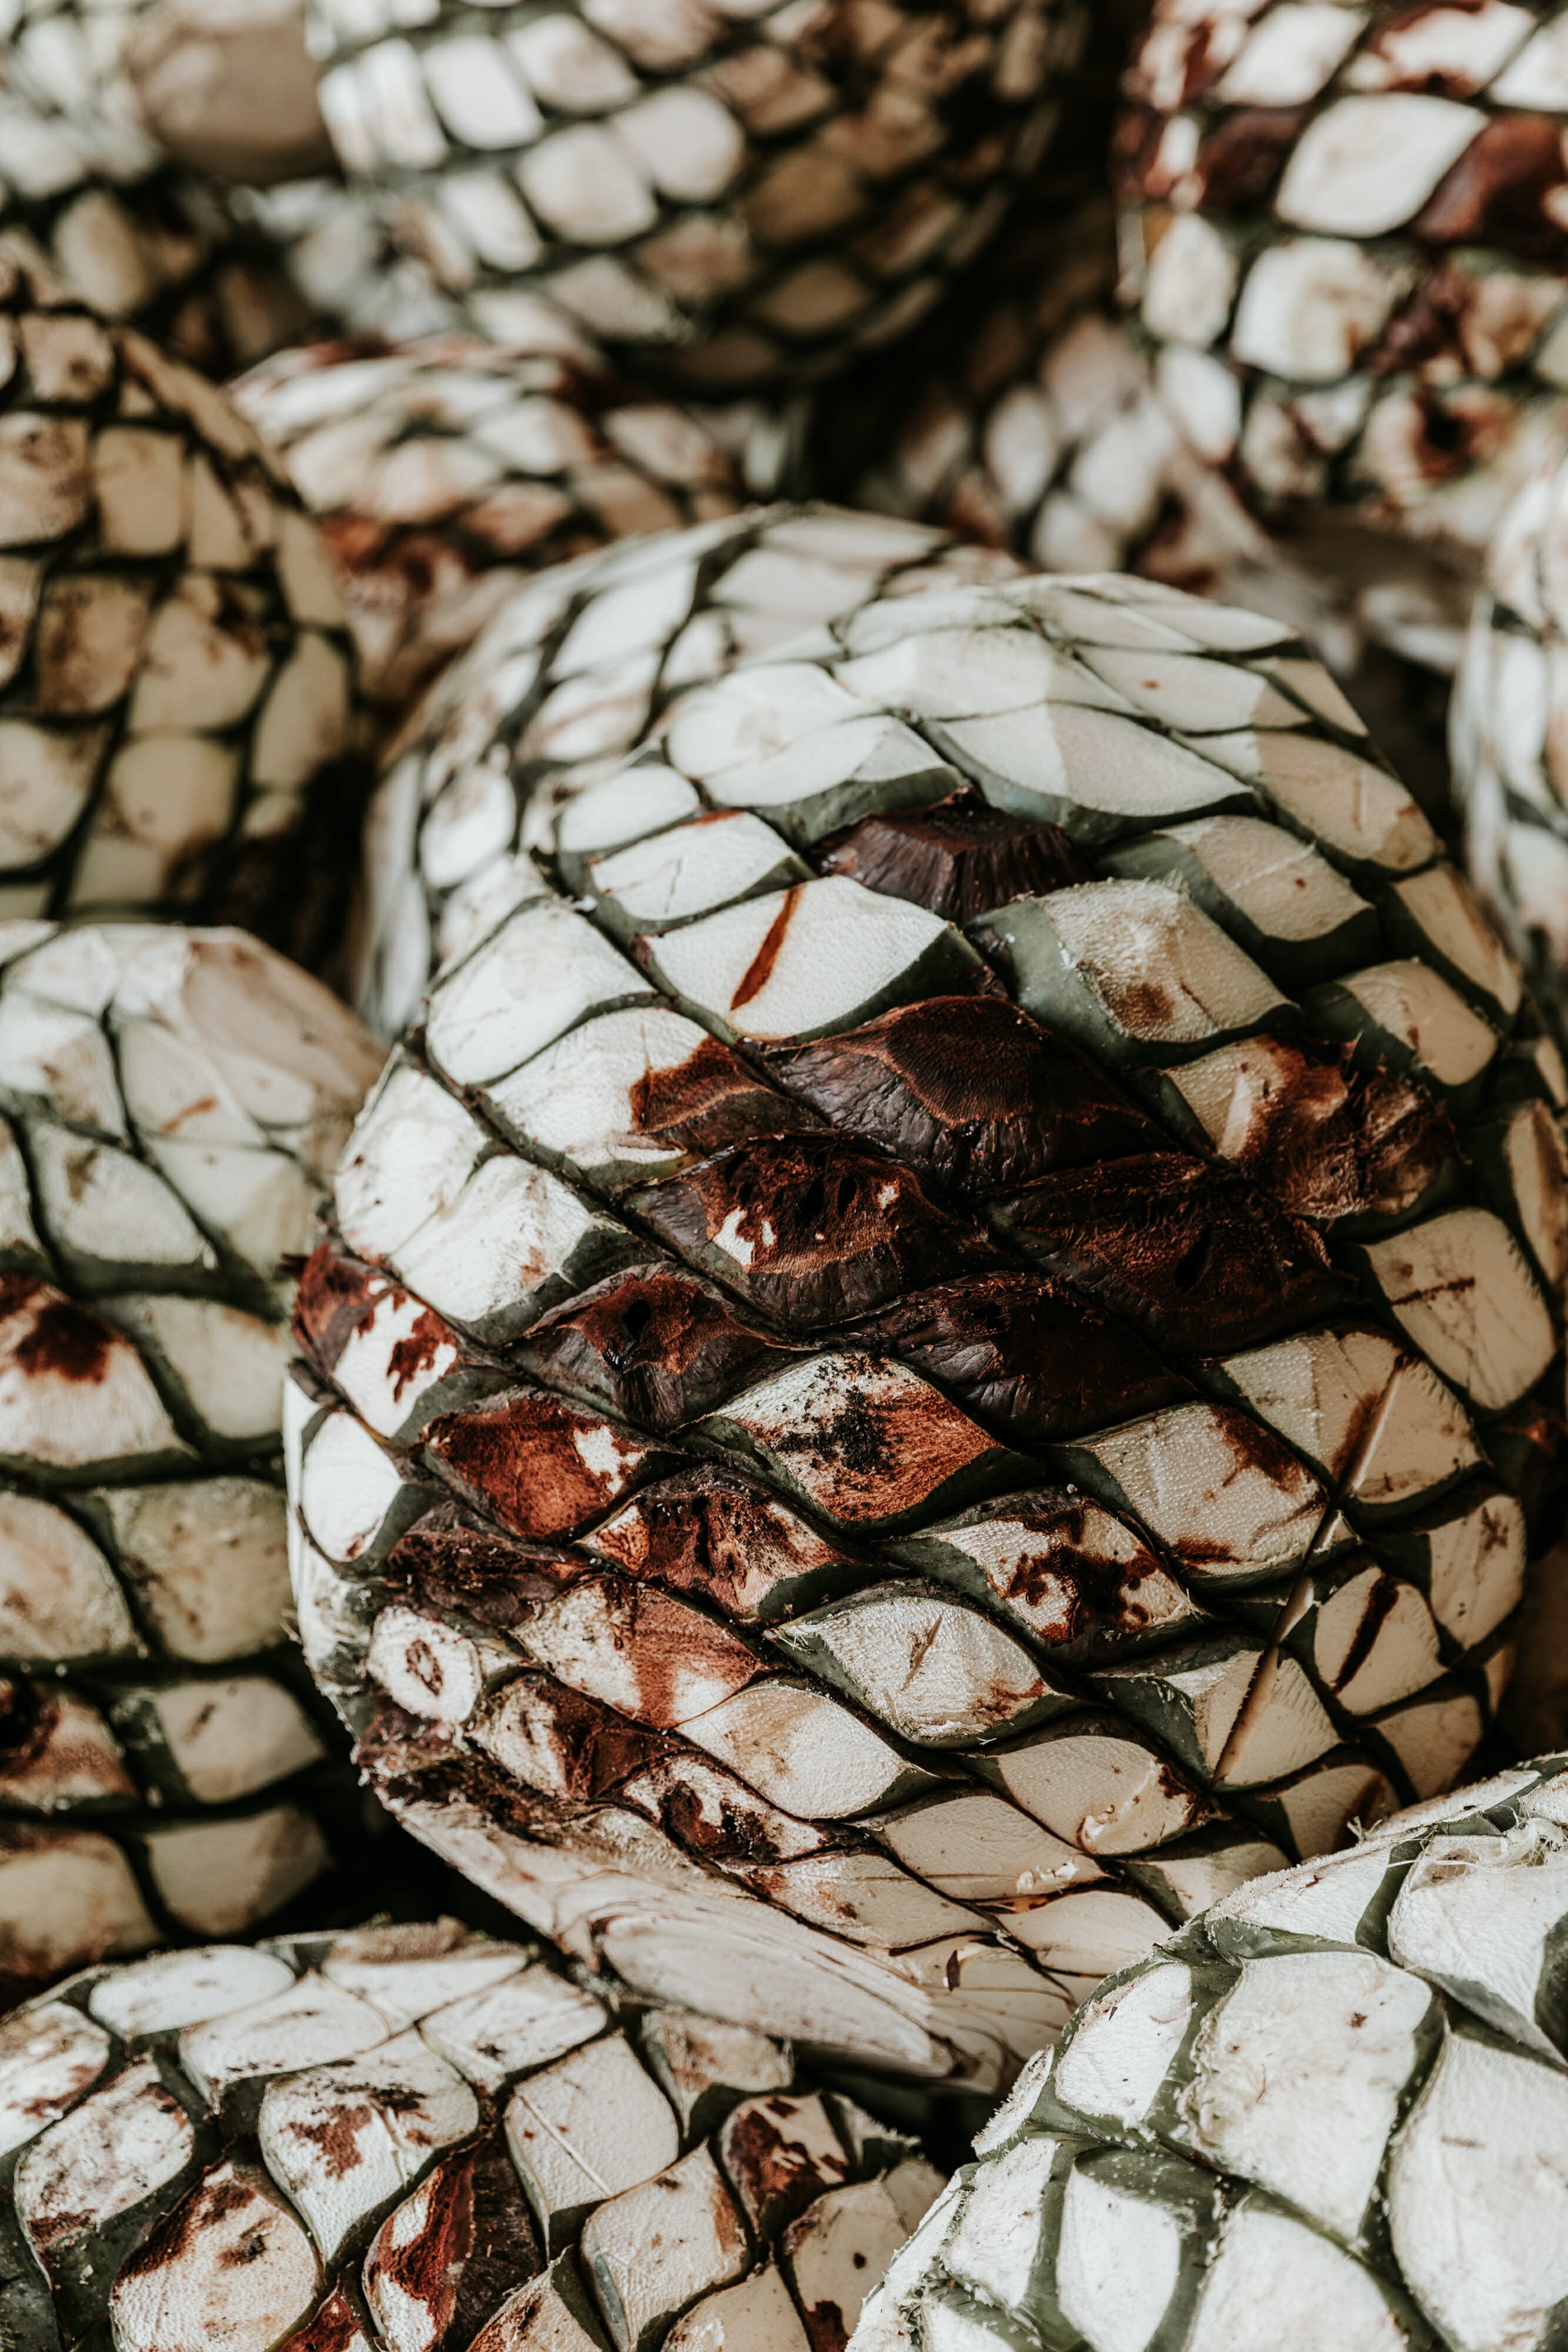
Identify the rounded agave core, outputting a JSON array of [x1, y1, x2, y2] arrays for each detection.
[[823, 195, 1348, 663], [862, 1755, 1568, 2352], [1115, 0, 1568, 663], [233, 325, 747, 716], [293, 571, 1567, 2096], [0, 249, 366, 968], [0, 920, 385, 2003], [1453, 445, 1568, 1034], [302, 0, 1084, 391], [0, 106, 314, 376], [1, 0, 332, 187], [353, 506, 1025, 1043], [0, 1916, 944, 2352]]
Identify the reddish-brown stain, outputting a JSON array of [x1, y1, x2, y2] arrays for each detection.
[[719, 2096, 848, 2239], [591, 1465, 858, 1619], [516, 1264, 794, 1432], [493, 1670, 668, 1799], [764, 1367, 997, 1524], [423, 1387, 650, 1542], [1412, 112, 1568, 252], [850, 1269, 1192, 1446], [278, 2284, 366, 2352], [816, 787, 1091, 926], [386, 1508, 581, 1629], [365, 2151, 473, 2343], [994, 1152, 1355, 1355], [634, 1756, 818, 1866], [293, 1245, 381, 1371], [387, 1305, 459, 1403], [629, 1131, 996, 1333], [733, 886, 801, 1010], [106, 2163, 251, 2277], [627, 1031, 817, 1155], [0, 1277, 115, 1386], [765, 995, 1161, 1197], [285, 2100, 377, 2181], [549, 1571, 758, 1729]]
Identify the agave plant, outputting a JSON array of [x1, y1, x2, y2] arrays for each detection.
[[0, 918, 386, 2002], [353, 505, 1024, 1041], [1, 0, 331, 189], [1116, 0, 1568, 667], [821, 196, 1347, 660], [858, 1752, 1568, 2351], [0, 1913, 944, 2351], [302, 0, 1085, 389], [0, 247, 367, 967], [233, 326, 746, 716], [293, 570, 1563, 2096], [1452, 444, 1568, 1035], [0, 95, 315, 375]]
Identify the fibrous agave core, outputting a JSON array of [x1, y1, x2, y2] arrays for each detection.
[[352, 505, 1025, 1043], [1, 0, 334, 189], [1452, 443, 1568, 1033], [232, 321, 748, 717], [293, 570, 1567, 2098], [0, 100, 316, 376], [301, 0, 1087, 390], [0, 247, 369, 969], [0, 1915, 944, 2351], [0, 918, 386, 2003], [854, 1754, 1568, 2352], [1115, 0, 1568, 668]]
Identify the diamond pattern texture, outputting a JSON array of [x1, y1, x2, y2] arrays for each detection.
[[0, 1915, 944, 2351], [295, 572, 1565, 2094], [1116, 0, 1568, 649], [233, 326, 748, 715], [0, 249, 372, 970], [352, 505, 1026, 1043], [1454, 445, 1568, 1034], [858, 1756, 1568, 2352], [0, 921, 383, 2002], [303, 0, 1084, 390]]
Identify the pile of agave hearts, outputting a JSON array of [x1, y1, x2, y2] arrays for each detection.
[[6, 2, 1568, 2350]]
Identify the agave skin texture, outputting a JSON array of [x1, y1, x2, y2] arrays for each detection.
[[353, 506, 1025, 1043], [1116, 0, 1568, 667], [0, 1915, 944, 2352], [1454, 445, 1568, 1031], [232, 326, 747, 717], [294, 571, 1566, 2096], [0, 249, 369, 969], [0, 921, 385, 2003], [301, 0, 1085, 390], [856, 1753, 1568, 2352]]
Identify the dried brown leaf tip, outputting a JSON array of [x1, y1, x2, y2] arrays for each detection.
[[302, 571, 1560, 2095]]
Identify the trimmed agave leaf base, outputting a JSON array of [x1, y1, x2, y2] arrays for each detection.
[[856, 1755, 1568, 2352], [295, 570, 1567, 2104], [0, 1917, 944, 2352]]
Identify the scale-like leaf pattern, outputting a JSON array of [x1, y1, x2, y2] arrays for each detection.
[[296, 573, 1565, 2093]]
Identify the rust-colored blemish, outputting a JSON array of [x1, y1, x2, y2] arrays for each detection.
[[733, 886, 800, 1011], [0, 1277, 115, 1386]]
